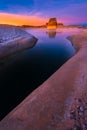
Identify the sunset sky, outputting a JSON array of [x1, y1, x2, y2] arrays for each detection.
[[0, 0, 87, 25]]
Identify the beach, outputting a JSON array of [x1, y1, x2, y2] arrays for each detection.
[[0, 29, 87, 130], [0, 25, 37, 59]]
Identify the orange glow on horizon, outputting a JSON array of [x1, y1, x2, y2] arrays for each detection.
[[0, 12, 81, 26], [0, 12, 48, 26]]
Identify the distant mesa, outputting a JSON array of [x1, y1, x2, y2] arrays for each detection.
[[21, 17, 64, 29], [46, 18, 57, 29], [46, 17, 64, 29], [22, 25, 46, 28]]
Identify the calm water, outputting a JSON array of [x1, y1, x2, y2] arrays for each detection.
[[0, 28, 82, 120]]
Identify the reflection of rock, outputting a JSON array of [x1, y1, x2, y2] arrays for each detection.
[[57, 31, 62, 34], [0, 39, 37, 71], [46, 18, 57, 29], [46, 30, 56, 38], [0, 37, 37, 60], [0, 36, 2, 43]]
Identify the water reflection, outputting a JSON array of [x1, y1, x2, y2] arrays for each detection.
[[46, 30, 64, 38], [46, 30, 56, 38], [0, 39, 37, 71], [0, 28, 77, 120]]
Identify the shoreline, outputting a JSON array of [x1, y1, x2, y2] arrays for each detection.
[[0, 36, 37, 59], [1, 30, 87, 129]]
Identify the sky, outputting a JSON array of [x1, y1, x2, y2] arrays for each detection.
[[0, 0, 87, 25]]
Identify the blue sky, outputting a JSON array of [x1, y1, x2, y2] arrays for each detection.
[[0, 0, 87, 25]]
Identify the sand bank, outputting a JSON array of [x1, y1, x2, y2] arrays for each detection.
[[0, 25, 37, 59], [0, 30, 87, 130]]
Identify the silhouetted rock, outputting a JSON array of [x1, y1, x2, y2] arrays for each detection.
[[47, 18, 57, 29], [57, 23, 64, 27]]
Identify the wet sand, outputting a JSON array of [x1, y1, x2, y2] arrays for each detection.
[[0, 30, 87, 130]]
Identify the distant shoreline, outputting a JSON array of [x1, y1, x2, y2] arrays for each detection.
[[21, 24, 87, 29]]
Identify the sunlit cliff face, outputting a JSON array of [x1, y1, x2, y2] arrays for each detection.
[[47, 18, 57, 29], [47, 26, 57, 29], [0, 12, 47, 26]]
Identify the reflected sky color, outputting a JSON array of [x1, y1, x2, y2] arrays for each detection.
[[0, 0, 87, 25], [0, 28, 83, 120]]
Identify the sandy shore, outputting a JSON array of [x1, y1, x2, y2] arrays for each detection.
[[0, 25, 37, 59], [0, 30, 87, 130]]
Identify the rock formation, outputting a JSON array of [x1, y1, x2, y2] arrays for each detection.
[[57, 23, 64, 27], [0, 25, 37, 59], [1, 29, 87, 130], [46, 18, 57, 29], [46, 18, 64, 29]]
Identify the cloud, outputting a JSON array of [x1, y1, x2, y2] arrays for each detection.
[[58, 3, 87, 17], [0, 12, 47, 25], [3, 4, 43, 18], [0, 1, 87, 25], [42, 2, 87, 23], [61, 3, 87, 23]]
